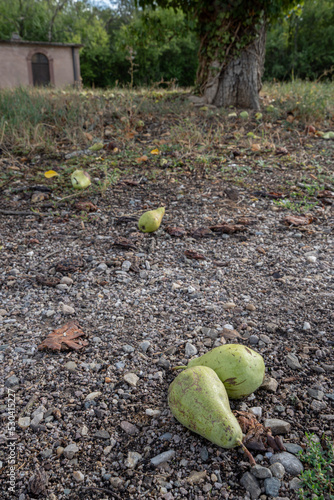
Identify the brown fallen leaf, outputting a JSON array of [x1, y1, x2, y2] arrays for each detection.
[[36, 276, 61, 287], [275, 147, 288, 155], [113, 237, 137, 250], [236, 217, 257, 226], [235, 411, 285, 453], [221, 328, 242, 340], [184, 249, 206, 260], [166, 226, 187, 237], [190, 227, 213, 238], [75, 201, 98, 212], [317, 190, 334, 199], [282, 215, 314, 226], [38, 321, 89, 351], [209, 223, 245, 234], [114, 216, 138, 225]]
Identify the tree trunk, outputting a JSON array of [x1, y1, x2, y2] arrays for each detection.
[[199, 24, 267, 110]]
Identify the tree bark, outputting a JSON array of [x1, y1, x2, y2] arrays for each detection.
[[199, 24, 267, 110]]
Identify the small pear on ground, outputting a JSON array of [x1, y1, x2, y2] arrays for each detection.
[[168, 366, 243, 449], [71, 170, 91, 190], [240, 111, 249, 120], [138, 207, 165, 233]]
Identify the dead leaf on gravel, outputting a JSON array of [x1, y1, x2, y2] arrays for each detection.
[[282, 215, 314, 226], [55, 257, 85, 274], [221, 328, 242, 340], [275, 147, 288, 155], [31, 192, 49, 203], [209, 223, 245, 234], [36, 276, 61, 287], [166, 226, 187, 237], [114, 216, 138, 225], [184, 249, 206, 260], [113, 237, 137, 250], [75, 201, 98, 212], [236, 217, 257, 226], [317, 190, 334, 198], [38, 321, 89, 351], [190, 227, 212, 238], [28, 468, 49, 496]]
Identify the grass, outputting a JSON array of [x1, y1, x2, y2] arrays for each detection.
[[298, 433, 334, 500]]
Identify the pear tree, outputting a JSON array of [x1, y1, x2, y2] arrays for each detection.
[[135, 0, 300, 109]]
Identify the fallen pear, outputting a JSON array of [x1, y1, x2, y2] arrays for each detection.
[[175, 344, 265, 399], [168, 366, 243, 449], [138, 207, 165, 233], [71, 170, 91, 190]]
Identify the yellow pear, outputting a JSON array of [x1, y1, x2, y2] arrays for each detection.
[[138, 207, 165, 233]]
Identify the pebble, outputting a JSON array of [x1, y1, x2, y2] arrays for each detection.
[[125, 451, 142, 468], [259, 334, 271, 344], [284, 443, 303, 455], [120, 421, 139, 435], [186, 470, 207, 484], [286, 353, 302, 370], [223, 302, 236, 310], [264, 418, 291, 435], [109, 477, 124, 489], [63, 443, 79, 459], [269, 452, 303, 476], [73, 471, 85, 483], [40, 449, 53, 459], [122, 260, 132, 271], [289, 477, 302, 490], [60, 277, 73, 285], [123, 372, 139, 387], [84, 391, 102, 401], [306, 255, 317, 263], [240, 471, 261, 499], [264, 477, 281, 497], [249, 335, 259, 345], [251, 464, 272, 479], [246, 304, 256, 311], [269, 462, 285, 479], [310, 400, 327, 412], [18, 417, 31, 430], [5, 375, 19, 387], [185, 342, 198, 357], [97, 263, 108, 271], [140, 340, 150, 352], [303, 321, 311, 330], [151, 450, 175, 467], [122, 344, 135, 353], [250, 407, 262, 418], [307, 388, 324, 400], [64, 361, 77, 372], [139, 270, 148, 279], [260, 377, 278, 392], [31, 413, 44, 427], [146, 409, 161, 417], [62, 304, 75, 315], [94, 430, 110, 439], [200, 447, 209, 461]]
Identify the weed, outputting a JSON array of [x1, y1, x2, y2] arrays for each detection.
[[298, 433, 334, 500]]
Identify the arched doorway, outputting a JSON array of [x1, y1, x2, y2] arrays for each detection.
[[31, 53, 50, 86]]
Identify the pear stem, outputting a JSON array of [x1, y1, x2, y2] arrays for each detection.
[[171, 365, 187, 371], [237, 439, 256, 467]]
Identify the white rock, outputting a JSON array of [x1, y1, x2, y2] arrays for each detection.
[[125, 451, 142, 468], [73, 471, 85, 482], [123, 372, 139, 387], [18, 417, 31, 430], [62, 304, 75, 315], [61, 277, 73, 285], [303, 321, 311, 330], [80, 425, 89, 436], [146, 409, 161, 417], [85, 391, 102, 401], [172, 282, 181, 291], [250, 407, 262, 418], [306, 255, 317, 263], [185, 342, 198, 357], [223, 302, 236, 310]]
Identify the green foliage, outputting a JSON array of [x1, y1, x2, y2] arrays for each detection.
[[298, 433, 334, 499], [265, 0, 334, 81]]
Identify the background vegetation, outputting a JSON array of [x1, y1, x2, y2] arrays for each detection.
[[0, 0, 333, 88]]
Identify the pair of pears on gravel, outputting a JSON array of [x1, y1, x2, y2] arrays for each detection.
[[169, 345, 265, 449]]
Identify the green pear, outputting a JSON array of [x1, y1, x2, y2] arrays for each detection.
[[89, 142, 104, 151], [71, 170, 91, 190], [240, 111, 249, 120], [178, 344, 265, 400], [168, 366, 243, 449], [138, 207, 165, 233]]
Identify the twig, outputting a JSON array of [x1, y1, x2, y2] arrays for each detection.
[[0, 209, 45, 216], [80, 486, 123, 498]]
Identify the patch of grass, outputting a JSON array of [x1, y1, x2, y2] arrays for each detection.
[[298, 433, 334, 500]]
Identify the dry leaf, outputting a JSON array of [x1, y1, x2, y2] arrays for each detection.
[[36, 276, 61, 287], [184, 249, 206, 260], [282, 215, 314, 226], [75, 201, 98, 212], [55, 256, 85, 274], [251, 143, 261, 151], [190, 227, 213, 238], [38, 321, 89, 351], [150, 148, 159, 155], [44, 170, 59, 178], [113, 237, 137, 250], [166, 226, 187, 237], [317, 190, 334, 198], [136, 155, 148, 163], [209, 223, 245, 234]]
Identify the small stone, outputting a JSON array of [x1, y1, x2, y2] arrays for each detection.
[[188, 286, 196, 294], [97, 263, 108, 271], [122, 344, 134, 353], [85, 391, 102, 401], [63, 444, 79, 459], [269, 452, 303, 476], [303, 321, 311, 330], [284, 443, 303, 455], [250, 407, 262, 418], [120, 421, 139, 435], [264, 477, 281, 497], [310, 400, 327, 412], [150, 450, 175, 467], [260, 377, 278, 392], [240, 471, 261, 499], [307, 388, 324, 400], [123, 372, 139, 387], [269, 462, 285, 479], [246, 304, 256, 311], [56, 447, 64, 457], [64, 361, 77, 372], [286, 353, 302, 370], [122, 260, 131, 271], [109, 477, 124, 489], [146, 409, 161, 417], [171, 282, 181, 291], [80, 425, 89, 436], [251, 465, 272, 479], [185, 342, 198, 357], [125, 451, 142, 468], [18, 417, 31, 430], [40, 449, 53, 459], [140, 340, 150, 352], [306, 255, 317, 263], [289, 477, 302, 490], [5, 375, 19, 387], [31, 413, 44, 427], [200, 447, 209, 461], [94, 430, 110, 439], [62, 304, 75, 315], [139, 270, 148, 279], [249, 335, 259, 345], [259, 334, 271, 344], [264, 419, 291, 435], [223, 302, 236, 310], [73, 471, 84, 483], [60, 277, 73, 285], [186, 470, 207, 484]]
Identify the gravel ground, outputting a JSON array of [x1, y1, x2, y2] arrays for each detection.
[[1, 163, 333, 500]]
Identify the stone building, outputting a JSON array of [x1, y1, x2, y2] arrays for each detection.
[[0, 35, 82, 88]]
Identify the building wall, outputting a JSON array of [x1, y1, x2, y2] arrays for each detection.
[[0, 43, 81, 89]]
